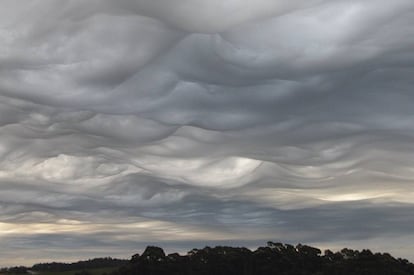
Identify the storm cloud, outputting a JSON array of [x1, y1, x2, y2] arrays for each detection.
[[1, 0, 414, 266]]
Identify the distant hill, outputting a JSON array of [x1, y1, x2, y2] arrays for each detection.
[[31, 257, 128, 273], [0, 257, 128, 275], [1, 242, 414, 275]]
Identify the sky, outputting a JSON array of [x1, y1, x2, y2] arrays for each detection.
[[1, 0, 414, 267]]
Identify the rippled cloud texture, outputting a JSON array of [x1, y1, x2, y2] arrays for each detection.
[[1, 0, 414, 266]]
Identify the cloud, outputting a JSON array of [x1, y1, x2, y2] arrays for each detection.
[[1, 0, 414, 266]]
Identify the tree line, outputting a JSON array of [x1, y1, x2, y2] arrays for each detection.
[[112, 242, 414, 275], [2, 242, 414, 275]]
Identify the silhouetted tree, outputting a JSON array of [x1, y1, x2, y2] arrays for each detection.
[[116, 243, 414, 275], [7, 242, 413, 275]]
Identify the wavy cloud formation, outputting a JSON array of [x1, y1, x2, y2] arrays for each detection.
[[1, 0, 414, 266]]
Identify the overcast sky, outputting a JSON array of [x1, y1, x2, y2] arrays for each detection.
[[1, 0, 414, 267]]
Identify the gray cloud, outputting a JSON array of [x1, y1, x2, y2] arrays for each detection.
[[1, 0, 414, 267]]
